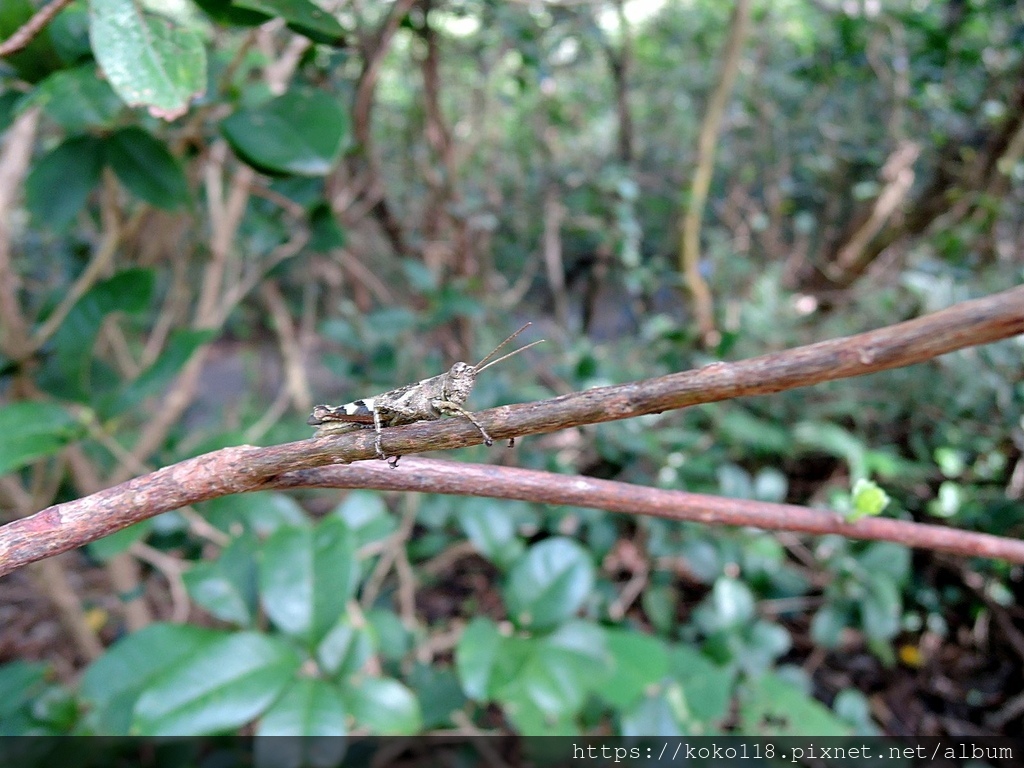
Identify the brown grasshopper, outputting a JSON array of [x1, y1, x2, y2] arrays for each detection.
[[308, 324, 542, 466]]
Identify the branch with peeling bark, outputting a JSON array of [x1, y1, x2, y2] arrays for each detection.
[[1, 284, 1023, 576]]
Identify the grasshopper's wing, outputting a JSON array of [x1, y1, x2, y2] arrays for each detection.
[[308, 401, 376, 426]]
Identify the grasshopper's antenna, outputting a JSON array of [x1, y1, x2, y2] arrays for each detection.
[[476, 339, 545, 373], [474, 323, 544, 372]]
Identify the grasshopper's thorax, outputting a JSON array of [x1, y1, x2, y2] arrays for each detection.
[[443, 362, 477, 405]]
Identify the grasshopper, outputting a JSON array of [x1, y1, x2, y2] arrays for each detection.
[[308, 323, 543, 466]]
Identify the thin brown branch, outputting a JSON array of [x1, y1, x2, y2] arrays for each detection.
[[679, 0, 752, 344], [268, 458, 1024, 563], [1, 284, 1023, 575], [0, 107, 40, 360], [0, 0, 74, 57]]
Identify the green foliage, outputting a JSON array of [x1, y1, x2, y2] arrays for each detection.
[[221, 89, 349, 176], [0, 401, 84, 475], [2, 0, 1022, 741]]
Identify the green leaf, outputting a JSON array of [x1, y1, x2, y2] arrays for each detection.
[[0, 401, 84, 475], [191, 0, 270, 26], [330, 490, 395, 547], [109, 328, 214, 415], [455, 617, 502, 701], [80, 624, 222, 733], [32, 65, 123, 131], [844, 478, 890, 522], [221, 89, 348, 176], [860, 573, 901, 641], [620, 689, 687, 737], [366, 608, 410, 662], [739, 672, 852, 736], [25, 135, 104, 230], [257, 677, 347, 736], [316, 616, 374, 678], [133, 631, 302, 735], [200, 491, 308, 536], [668, 644, 734, 726], [0, 661, 49, 720], [235, 0, 346, 45], [105, 127, 190, 209], [692, 576, 755, 633], [344, 677, 422, 735], [490, 621, 609, 721], [504, 537, 595, 630], [409, 664, 466, 730], [40, 269, 154, 402], [641, 583, 678, 635], [810, 604, 848, 648], [259, 518, 358, 643], [86, 519, 153, 562], [599, 629, 669, 709], [183, 533, 259, 626], [457, 498, 523, 569], [89, 0, 206, 119]]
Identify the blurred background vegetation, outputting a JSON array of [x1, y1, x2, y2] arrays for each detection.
[[1, 0, 1023, 739]]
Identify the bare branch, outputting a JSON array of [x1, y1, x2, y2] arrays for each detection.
[[0, 0, 74, 57], [267, 458, 1024, 564], [1, 284, 1022, 575]]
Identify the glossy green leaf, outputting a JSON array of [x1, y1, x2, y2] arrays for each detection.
[[344, 677, 422, 735], [201, 492, 308, 536], [109, 328, 214, 415], [366, 609, 410, 662], [133, 631, 302, 735], [409, 663, 466, 730], [620, 689, 686, 737], [221, 89, 347, 176], [40, 269, 154, 402], [641, 583, 678, 635], [0, 661, 49, 720], [257, 677, 347, 736], [668, 644, 734, 726], [80, 624, 222, 733], [490, 621, 609, 720], [504, 537, 595, 630], [599, 628, 668, 709], [191, 0, 269, 26], [330, 490, 395, 547], [739, 672, 852, 736], [316, 617, 374, 678], [86, 519, 153, 562], [810, 604, 848, 648], [457, 498, 523, 569], [259, 518, 358, 642], [455, 617, 502, 701], [0, 401, 83, 475], [25, 135, 104, 230], [235, 0, 345, 45], [183, 533, 259, 626], [105, 127, 190, 209], [89, 0, 206, 119], [32, 65, 122, 131], [860, 572, 901, 641], [692, 576, 755, 633]]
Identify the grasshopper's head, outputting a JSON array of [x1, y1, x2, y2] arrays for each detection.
[[443, 361, 478, 404]]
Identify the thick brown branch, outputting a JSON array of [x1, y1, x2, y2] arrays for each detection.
[[0, 284, 1022, 576], [267, 458, 1024, 564]]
